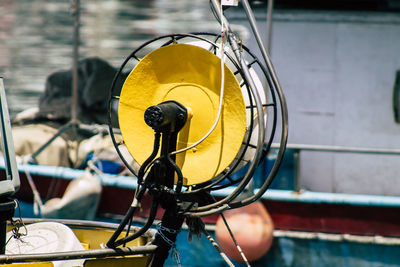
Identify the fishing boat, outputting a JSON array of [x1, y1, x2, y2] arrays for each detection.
[[3, 219, 155, 267], [3, 0, 400, 266], [0, 79, 157, 266]]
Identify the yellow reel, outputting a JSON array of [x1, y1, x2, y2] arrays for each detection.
[[118, 43, 246, 186]]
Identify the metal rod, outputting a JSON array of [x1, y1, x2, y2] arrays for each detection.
[[241, 0, 273, 71], [220, 213, 250, 266], [293, 150, 301, 192], [71, 0, 80, 125], [23, 2, 82, 165], [202, 227, 235, 267], [271, 142, 400, 192], [271, 143, 400, 156], [0, 245, 157, 264], [266, 0, 274, 53], [273, 229, 400, 245]]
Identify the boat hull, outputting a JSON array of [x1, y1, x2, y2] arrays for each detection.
[[3, 219, 154, 266], [8, 164, 400, 238]]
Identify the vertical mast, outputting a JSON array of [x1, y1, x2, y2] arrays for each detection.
[[71, 0, 80, 126]]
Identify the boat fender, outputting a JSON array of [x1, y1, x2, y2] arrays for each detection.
[[215, 202, 274, 262]]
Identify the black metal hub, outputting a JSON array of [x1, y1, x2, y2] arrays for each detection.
[[144, 100, 187, 133]]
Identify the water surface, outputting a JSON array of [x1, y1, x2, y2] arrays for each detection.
[[0, 0, 226, 115]]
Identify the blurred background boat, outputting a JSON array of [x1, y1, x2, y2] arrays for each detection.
[[2, 0, 400, 266]]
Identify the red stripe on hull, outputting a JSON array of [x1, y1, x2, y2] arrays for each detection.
[[13, 173, 400, 237]]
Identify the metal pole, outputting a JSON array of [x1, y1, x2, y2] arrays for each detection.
[[271, 143, 400, 156], [0, 245, 157, 263], [71, 0, 80, 125], [266, 0, 274, 53], [25, 2, 81, 161], [241, 0, 283, 97], [293, 149, 301, 192]]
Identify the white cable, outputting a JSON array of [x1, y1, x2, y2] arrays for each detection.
[[171, 2, 226, 156]]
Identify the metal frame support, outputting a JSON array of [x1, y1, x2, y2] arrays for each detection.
[[0, 78, 19, 254]]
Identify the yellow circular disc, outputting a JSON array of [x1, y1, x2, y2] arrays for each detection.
[[119, 43, 246, 186]]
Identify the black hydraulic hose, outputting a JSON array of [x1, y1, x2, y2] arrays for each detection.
[[138, 132, 161, 185], [114, 199, 159, 247], [106, 185, 147, 248], [166, 153, 184, 193], [106, 205, 137, 248], [109, 199, 159, 248], [150, 202, 185, 267]]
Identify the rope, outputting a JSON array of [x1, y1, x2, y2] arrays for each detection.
[[187, 215, 236, 267], [22, 157, 43, 216], [221, 213, 251, 266], [202, 227, 235, 267], [6, 200, 28, 246]]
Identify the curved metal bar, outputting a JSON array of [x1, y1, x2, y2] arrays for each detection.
[[108, 32, 258, 195], [185, 0, 267, 214], [195, 69, 287, 214], [209, 44, 279, 191], [229, 37, 289, 210], [274, 143, 400, 155], [107, 34, 198, 177], [191, 0, 288, 213], [231, 60, 288, 208], [107, 28, 287, 215], [155, 32, 265, 195], [0, 245, 157, 264]]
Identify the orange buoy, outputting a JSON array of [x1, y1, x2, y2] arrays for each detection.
[[215, 202, 274, 262]]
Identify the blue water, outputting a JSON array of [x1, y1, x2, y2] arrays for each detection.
[[0, 0, 224, 116]]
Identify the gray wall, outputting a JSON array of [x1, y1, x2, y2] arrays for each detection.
[[231, 10, 400, 195]]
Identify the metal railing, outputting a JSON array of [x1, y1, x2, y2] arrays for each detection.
[[271, 143, 400, 192]]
